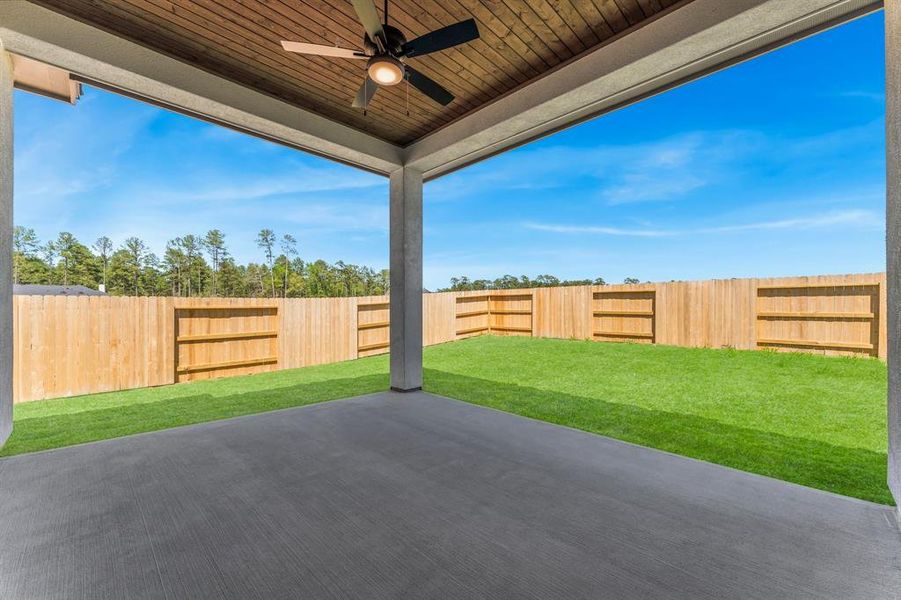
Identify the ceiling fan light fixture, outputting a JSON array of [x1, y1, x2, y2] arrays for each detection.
[[367, 55, 404, 86]]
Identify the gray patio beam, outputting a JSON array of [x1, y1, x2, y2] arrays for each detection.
[[404, 0, 883, 181], [886, 0, 900, 511], [0, 46, 12, 447], [389, 167, 423, 392], [0, 1, 402, 176]]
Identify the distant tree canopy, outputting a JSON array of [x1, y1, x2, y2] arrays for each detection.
[[11, 226, 389, 298], [439, 274, 641, 292], [12, 226, 640, 297]]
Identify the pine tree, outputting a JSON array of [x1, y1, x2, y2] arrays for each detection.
[[256, 229, 276, 298], [93, 236, 113, 291], [122, 237, 149, 295], [202, 229, 228, 297], [12, 226, 39, 285], [280, 234, 297, 298]]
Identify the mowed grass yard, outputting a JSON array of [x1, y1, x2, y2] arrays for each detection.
[[1, 336, 890, 504]]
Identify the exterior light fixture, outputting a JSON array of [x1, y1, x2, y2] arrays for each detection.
[[367, 56, 404, 86]]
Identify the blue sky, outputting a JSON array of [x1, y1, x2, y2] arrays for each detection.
[[14, 12, 886, 290]]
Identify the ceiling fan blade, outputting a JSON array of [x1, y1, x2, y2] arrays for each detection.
[[351, 0, 387, 49], [406, 66, 454, 106], [281, 41, 367, 59], [401, 19, 479, 58], [352, 77, 379, 109]]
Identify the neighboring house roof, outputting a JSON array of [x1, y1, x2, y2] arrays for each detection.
[[13, 284, 107, 296]]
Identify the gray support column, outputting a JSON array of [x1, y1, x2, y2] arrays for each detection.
[[0, 46, 12, 446], [887, 0, 901, 509], [389, 166, 423, 392]]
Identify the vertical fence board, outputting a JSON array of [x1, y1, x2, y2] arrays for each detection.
[[424, 292, 457, 345]]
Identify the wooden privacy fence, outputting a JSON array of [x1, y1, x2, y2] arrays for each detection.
[[12, 272, 886, 403]]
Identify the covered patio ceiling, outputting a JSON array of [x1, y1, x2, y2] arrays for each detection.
[[28, 0, 683, 145]]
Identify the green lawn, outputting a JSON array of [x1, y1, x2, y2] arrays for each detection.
[[2, 336, 890, 504]]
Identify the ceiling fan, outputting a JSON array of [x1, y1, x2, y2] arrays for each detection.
[[280, 0, 480, 109]]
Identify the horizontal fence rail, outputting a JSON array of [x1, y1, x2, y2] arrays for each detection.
[[12, 273, 886, 403]]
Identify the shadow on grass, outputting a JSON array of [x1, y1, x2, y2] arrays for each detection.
[[1, 373, 388, 459], [424, 368, 893, 505]]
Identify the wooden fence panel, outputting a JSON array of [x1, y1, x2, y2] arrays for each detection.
[[424, 292, 457, 346], [488, 292, 533, 336], [279, 297, 358, 368], [357, 299, 390, 357], [754, 274, 884, 357], [532, 286, 591, 340], [454, 292, 490, 338], [174, 301, 279, 382], [13, 296, 175, 402], [592, 287, 656, 343]]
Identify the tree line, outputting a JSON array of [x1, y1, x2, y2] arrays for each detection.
[[12, 227, 389, 298], [13, 227, 638, 297], [438, 275, 640, 292]]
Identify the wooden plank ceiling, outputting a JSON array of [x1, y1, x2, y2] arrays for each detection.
[[30, 0, 686, 145]]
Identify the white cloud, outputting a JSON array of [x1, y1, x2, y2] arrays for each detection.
[[162, 167, 382, 203], [15, 91, 157, 204], [280, 202, 387, 232], [523, 209, 882, 238], [429, 120, 883, 208], [776, 118, 883, 161], [839, 90, 885, 103], [429, 129, 764, 205], [602, 174, 708, 206]]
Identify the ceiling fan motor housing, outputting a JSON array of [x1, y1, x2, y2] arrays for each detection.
[[364, 25, 407, 57]]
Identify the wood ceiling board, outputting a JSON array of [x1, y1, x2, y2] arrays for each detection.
[[26, 0, 677, 145], [614, 0, 649, 25]]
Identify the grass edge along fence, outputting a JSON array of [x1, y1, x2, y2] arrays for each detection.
[[14, 272, 885, 403]]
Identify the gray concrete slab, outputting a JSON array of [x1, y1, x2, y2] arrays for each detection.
[[0, 391, 898, 599]]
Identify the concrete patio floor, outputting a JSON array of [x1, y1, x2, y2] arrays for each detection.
[[0, 390, 898, 599]]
